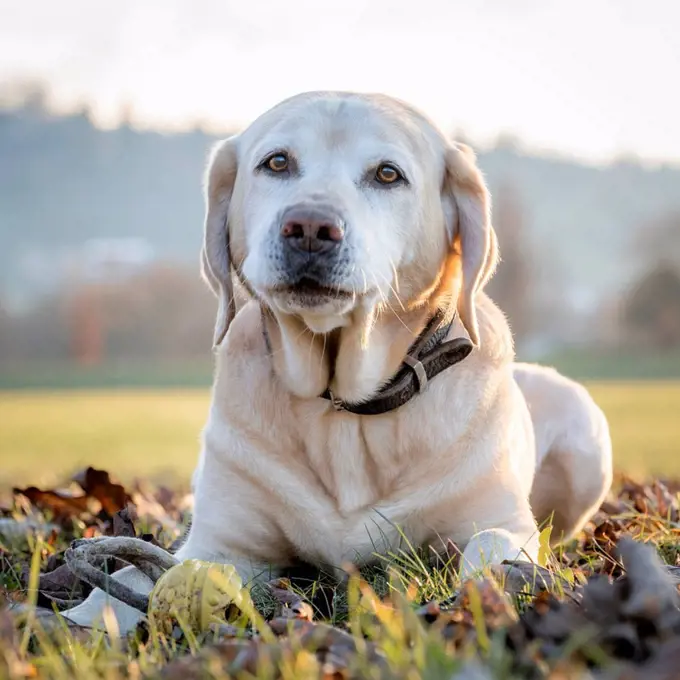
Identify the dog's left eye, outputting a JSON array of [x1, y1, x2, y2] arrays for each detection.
[[375, 163, 404, 185]]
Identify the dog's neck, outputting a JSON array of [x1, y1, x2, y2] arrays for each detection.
[[260, 297, 451, 404]]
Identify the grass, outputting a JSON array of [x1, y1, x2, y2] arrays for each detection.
[[1, 476, 679, 679], [1, 382, 680, 486], [587, 381, 680, 477], [1, 383, 679, 678], [0, 390, 208, 487]]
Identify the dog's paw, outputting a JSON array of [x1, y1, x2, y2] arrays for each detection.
[[459, 528, 536, 579]]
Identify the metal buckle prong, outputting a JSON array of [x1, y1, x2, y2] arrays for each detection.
[[327, 388, 345, 412]]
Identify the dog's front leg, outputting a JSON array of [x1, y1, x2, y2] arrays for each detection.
[[430, 480, 540, 579]]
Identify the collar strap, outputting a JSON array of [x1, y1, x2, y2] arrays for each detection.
[[322, 309, 473, 415], [260, 307, 473, 416]]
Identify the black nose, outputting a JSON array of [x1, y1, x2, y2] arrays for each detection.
[[279, 205, 345, 255]]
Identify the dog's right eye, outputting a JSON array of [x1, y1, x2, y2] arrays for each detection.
[[263, 153, 289, 173]]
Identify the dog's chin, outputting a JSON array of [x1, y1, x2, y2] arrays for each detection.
[[267, 279, 357, 333]]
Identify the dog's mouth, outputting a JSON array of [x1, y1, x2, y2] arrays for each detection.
[[271, 277, 355, 301], [267, 277, 357, 317]]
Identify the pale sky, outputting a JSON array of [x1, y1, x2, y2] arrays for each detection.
[[1, 0, 679, 164]]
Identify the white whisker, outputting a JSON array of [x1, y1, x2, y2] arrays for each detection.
[[369, 271, 412, 334]]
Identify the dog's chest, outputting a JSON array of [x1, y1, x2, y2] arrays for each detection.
[[301, 414, 398, 514], [292, 390, 462, 515], [277, 395, 474, 565]]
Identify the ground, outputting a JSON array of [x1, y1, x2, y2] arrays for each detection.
[[0, 383, 679, 679]]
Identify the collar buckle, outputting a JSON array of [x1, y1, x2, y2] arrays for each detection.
[[327, 388, 345, 412], [402, 355, 428, 392]]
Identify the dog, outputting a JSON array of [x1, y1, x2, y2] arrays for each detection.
[[63, 91, 612, 633]]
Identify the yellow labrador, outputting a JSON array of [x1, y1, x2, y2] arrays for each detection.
[[63, 92, 612, 632]]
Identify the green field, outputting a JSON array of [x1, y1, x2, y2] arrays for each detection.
[[0, 383, 679, 487]]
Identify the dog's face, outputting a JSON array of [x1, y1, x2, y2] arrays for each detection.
[[202, 92, 497, 346], [233, 95, 445, 324]]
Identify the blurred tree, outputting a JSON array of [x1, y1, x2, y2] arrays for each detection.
[[636, 211, 680, 270], [67, 285, 104, 366], [623, 261, 680, 349], [486, 181, 535, 347], [100, 263, 216, 359], [0, 296, 71, 364], [0, 263, 217, 365]]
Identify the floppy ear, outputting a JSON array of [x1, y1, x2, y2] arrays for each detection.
[[200, 136, 239, 348], [443, 142, 499, 345], [478, 223, 499, 291]]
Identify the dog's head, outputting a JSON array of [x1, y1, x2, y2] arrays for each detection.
[[202, 91, 498, 348]]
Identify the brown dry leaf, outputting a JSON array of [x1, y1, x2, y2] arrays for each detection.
[[32, 562, 86, 609], [11, 487, 90, 522], [29, 503, 144, 611], [618, 478, 679, 523], [158, 639, 286, 679], [414, 579, 518, 651], [266, 578, 315, 621], [268, 618, 388, 670], [458, 578, 518, 629], [111, 505, 137, 538], [611, 636, 680, 680], [523, 589, 588, 639], [600, 498, 629, 516], [72, 467, 130, 517], [110, 505, 164, 550], [12, 468, 130, 527], [160, 618, 386, 679], [129, 479, 192, 538], [415, 600, 443, 624], [616, 537, 680, 639], [494, 561, 575, 597], [510, 537, 680, 673]]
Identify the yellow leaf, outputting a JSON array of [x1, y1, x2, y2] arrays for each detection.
[[537, 525, 553, 568]]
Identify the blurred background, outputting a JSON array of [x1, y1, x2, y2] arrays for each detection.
[[1, 0, 679, 485]]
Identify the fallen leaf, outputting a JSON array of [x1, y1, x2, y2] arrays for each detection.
[[266, 579, 315, 621], [11, 487, 90, 522], [111, 505, 137, 538], [72, 468, 130, 517], [31, 562, 86, 609]]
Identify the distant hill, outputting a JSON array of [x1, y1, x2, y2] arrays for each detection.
[[2, 103, 679, 309]]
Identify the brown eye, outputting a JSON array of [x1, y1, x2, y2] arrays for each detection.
[[266, 153, 289, 172], [375, 163, 402, 184]]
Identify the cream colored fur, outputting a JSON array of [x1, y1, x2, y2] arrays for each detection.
[[62, 92, 612, 633]]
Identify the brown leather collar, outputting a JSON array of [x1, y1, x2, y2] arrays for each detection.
[[261, 307, 474, 416]]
